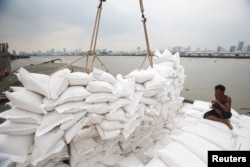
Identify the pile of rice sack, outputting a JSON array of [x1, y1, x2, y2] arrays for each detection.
[[0, 49, 186, 167], [143, 100, 250, 167]]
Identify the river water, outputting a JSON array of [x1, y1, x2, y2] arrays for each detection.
[[11, 55, 250, 115]]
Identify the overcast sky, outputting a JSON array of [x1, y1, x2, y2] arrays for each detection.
[[0, 0, 250, 53]]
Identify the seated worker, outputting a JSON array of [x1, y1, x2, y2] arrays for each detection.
[[203, 84, 233, 130]]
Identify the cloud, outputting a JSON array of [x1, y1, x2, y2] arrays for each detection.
[[0, 0, 250, 52]]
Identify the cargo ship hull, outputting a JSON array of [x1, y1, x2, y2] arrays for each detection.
[[0, 53, 11, 79]]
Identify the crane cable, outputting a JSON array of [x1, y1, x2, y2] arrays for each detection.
[[87, 0, 112, 74], [51, 0, 153, 76], [51, 0, 113, 76], [138, 0, 153, 70]]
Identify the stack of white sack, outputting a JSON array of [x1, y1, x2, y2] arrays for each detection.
[[143, 100, 250, 167], [0, 48, 186, 167]]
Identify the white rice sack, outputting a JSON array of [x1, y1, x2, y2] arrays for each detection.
[[100, 120, 124, 131], [60, 111, 87, 131], [0, 107, 42, 124], [124, 112, 141, 130], [91, 67, 117, 84], [152, 64, 176, 79], [105, 108, 129, 122], [192, 100, 210, 112], [154, 48, 172, 60], [0, 120, 37, 135], [123, 92, 143, 116], [31, 139, 65, 166], [16, 67, 50, 97], [144, 73, 171, 91], [156, 88, 171, 102], [56, 86, 90, 105], [32, 144, 69, 167], [85, 93, 117, 104], [137, 103, 145, 119], [64, 116, 91, 144], [150, 102, 162, 116], [140, 96, 158, 106], [67, 71, 92, 86], [115, 74, 135, 99], [34, 127, 64, 156], [10, 86, 26, 92], [236, 136, 250, 150], [88, 103, 112, 114], [73, 125, 98, 140], [86, 81, 114, 93], [14, 156, 32, 167], [239, 116, 250, 129], [5, 90, 47, 114], [39, 161, 69, 167], [135, 83, 144, 92], [36, 111, 74, 137], [100, 153, 124, 167], [235, 128, 250, 139], [56, 101, 89, 114], [160, 102, 170, 121], [48, 68, 70, 100], [144, 156, 167, 167], [154, 49, 179, 64], [96, 125, 121, 140], [122, 117, 141, 139], [171, 132, 222, 162], [158, 61, 176, 69], [43, 97, 57, 112], [94, 163, 107, 167], [134, 147, 150, 164], [87, 113, 104, 125], [126, 68, 155, 84], [0, 134, 33, 163], [183, 123, 234, 150], [109, 98, 131, 110], [0, 158, 14, 167], [70, 137, 97, 155], [157, 141, 206, 167], [117, 154, 144, 167], [178, 102, 193, 114], [185, 109, 203, 119], [172, 52, 180, 65], [143, 89, 159, 97], [200, 119, 233, 132], [231, 108, 241, 118]]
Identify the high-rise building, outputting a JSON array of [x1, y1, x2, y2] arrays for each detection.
[[217, 46, 221, 52], [246, 45, 250, 52], [12, 50, 16, 55], [237, 41, 244, 51], [230, 46, 236, 52]]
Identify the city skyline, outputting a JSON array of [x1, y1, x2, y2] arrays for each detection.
[[12, 40, 249, 56], [13, 41, 250, 56]]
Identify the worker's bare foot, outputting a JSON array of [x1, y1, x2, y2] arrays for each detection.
[[225, 120, 233, 130]]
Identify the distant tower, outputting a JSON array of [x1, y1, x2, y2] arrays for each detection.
[[217, 46, 222, 52], [237, 41, 244, 51], [230, 46, 236, 52], [246, 45, 250, 52]]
